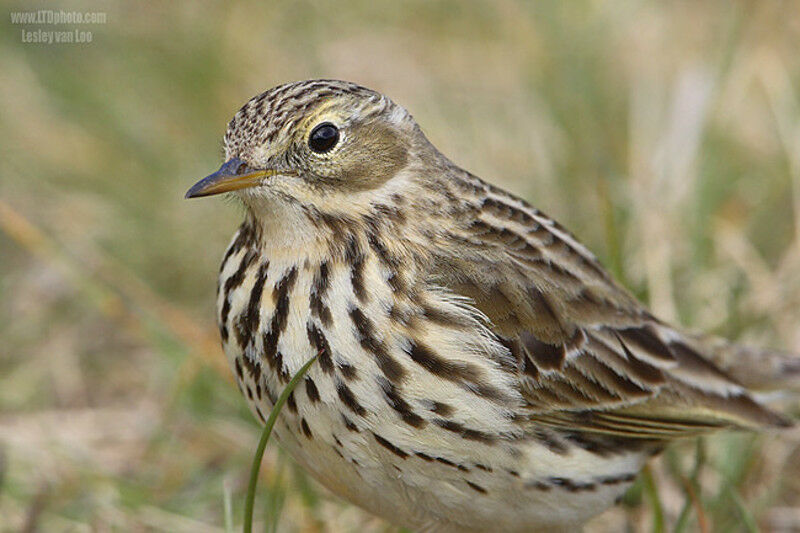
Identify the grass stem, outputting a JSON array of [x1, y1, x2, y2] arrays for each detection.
[[243, 355, 317, 533]]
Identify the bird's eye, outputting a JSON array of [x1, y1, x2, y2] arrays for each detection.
[[308, 123, 339, 153]]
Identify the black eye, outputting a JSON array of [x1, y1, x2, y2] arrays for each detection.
[[308, 122, 339, 153]]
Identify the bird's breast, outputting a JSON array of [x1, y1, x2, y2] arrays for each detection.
[[215, 221, 524, 440], [214, 223, 644, 531]]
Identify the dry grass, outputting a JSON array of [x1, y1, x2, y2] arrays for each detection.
[[2, 1, 800, 531]]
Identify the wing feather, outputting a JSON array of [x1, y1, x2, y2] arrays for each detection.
[[427, 176, 791, 437]]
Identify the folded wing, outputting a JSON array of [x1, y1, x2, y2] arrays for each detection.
[[428, 176, 791, 438]]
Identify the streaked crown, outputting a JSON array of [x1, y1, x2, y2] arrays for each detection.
[[223, 79, 414, 164]]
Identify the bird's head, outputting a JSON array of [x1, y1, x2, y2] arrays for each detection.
[[186, 80, 436, 236]]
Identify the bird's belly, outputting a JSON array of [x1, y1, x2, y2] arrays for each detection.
[[216, 241, 643, 531], [227, 354, 640, 532], [263, 400, 639, 533]]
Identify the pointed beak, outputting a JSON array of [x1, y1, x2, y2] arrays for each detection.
[[185, 158, 278, 199]]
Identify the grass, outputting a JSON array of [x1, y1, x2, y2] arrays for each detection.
[[1, 1, 800, 531], [244, 356, 317, 533]]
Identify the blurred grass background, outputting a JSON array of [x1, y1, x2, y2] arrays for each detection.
[[2, 0, 800, 531]]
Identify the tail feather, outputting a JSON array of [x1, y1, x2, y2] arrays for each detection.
[[691, 334, 800, 392]]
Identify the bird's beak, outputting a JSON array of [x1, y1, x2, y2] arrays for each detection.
[[185, 158, 278, 199]]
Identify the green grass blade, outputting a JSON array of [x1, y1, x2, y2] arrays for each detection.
[[243, 355, 317, 533], [673, 439, 707, 533], [641, 465, 665, 533], [728, 488, 759, 533]]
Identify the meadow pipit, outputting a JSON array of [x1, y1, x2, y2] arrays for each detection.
[[186, 80, 795, 532]]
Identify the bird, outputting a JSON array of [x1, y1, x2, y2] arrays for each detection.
[[186, 79, 797, 532]]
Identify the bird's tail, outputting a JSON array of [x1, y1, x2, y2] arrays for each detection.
[[693, 334, 800, 393]]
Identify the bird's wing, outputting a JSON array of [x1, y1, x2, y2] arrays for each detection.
[[426, 176, 790, 437]]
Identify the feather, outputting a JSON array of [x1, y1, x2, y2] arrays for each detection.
[[428, 175, 794, 438]]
